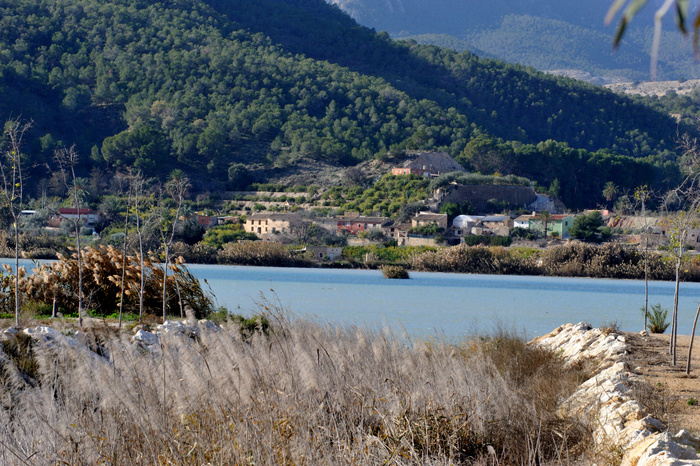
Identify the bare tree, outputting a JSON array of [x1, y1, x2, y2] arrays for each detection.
[[634, 185, 652, 331], [0, 119, 31, 327], [129, 171, 149, 324], [287, 214, 315, 244], [687, 304, 700, 374], [159, 175, 189, 321], [114, 171, 131, 329], [55, 145, 87, 326], [665, 210, 698, 365]]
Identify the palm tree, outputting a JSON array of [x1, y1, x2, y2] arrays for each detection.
[[602, 181, 618, 206]]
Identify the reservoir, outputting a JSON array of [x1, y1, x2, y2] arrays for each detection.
[[189, 264, 700, 339]]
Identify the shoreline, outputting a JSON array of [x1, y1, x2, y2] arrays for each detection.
[[8, 240, 700, 283]]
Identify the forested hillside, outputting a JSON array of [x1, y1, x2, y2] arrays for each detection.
[[328, 0, 699, 81], [0, 0, 686, 207]]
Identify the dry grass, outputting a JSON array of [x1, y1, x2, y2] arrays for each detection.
[[12, 245, 213, 318], [0, 313, 592, 465]]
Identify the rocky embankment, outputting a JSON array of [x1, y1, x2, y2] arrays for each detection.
[[534, 323, 700, 466]]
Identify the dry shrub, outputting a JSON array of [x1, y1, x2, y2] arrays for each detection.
[[170, 241, 218, 264], [380, 265, 409, 279], [413, 244, 539, 275], [599, 321, 621, 335], [16, 245, 213, 318], [630, 379, 677, 431], [0, 314, 592, 465], [412, 242, 700, 282], [218, 240, 311, 267]]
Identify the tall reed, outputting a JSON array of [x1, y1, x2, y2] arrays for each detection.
[[0, 313, 591, 465]]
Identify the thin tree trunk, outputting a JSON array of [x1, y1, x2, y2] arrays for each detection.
[[118, 206, 130, 330], [161, 183, 185, 321], [686, 304, 700, 375], [76, 219, 82, 326], [162, 245, 169, 322], [138, 213, 145, 325], [672, 259, 681, 364], [13, 216, 19, 328], [644, 236, 649, 332], [175, 272, 183, 319], [14, 216, 19, 328]]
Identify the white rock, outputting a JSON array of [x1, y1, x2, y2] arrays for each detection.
[[636, 433, 700, 465], [619, 416, 664, 452], [133, 330, 159, 346], [673, 430, 700, 451], [24, 326, 61, 339], [538, 324, 700, 466], [156, 320, 186, 334], [198, 319, 219, 332], [3, 327, 17, 336]]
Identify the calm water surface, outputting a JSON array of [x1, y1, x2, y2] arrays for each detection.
[[8, 259, 700, 339], [187, 264, 700, 339]]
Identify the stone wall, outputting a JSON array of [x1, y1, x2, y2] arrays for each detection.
[[534, 323, 700, 465], [439, 184, 537, 211]]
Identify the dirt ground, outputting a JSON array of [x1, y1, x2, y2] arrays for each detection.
[[624, 331, 700, 434]]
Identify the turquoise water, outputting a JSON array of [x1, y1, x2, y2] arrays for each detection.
[[7, 258, 700, 339], [187, 264, 700, 339]]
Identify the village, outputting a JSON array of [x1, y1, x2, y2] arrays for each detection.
[[232, 151, 689, 261], [12, 150, 693, 265]]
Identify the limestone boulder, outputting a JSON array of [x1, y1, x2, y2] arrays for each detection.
[[635, 432, 700, 466], [133, 329, 159, 346]]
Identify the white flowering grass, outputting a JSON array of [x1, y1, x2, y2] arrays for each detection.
[[0, 314, 590, 465]]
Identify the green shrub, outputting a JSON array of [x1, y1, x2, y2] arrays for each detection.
[[231, 313, 270, 340], [646, 303, 670, 334], [409, 224, 444, 236], [202, 224, 258, 249], [380, 265, 409, 279]]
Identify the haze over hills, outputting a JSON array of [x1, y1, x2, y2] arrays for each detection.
[[326, 0, 700, 82], [0, 0, 687, 207]]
